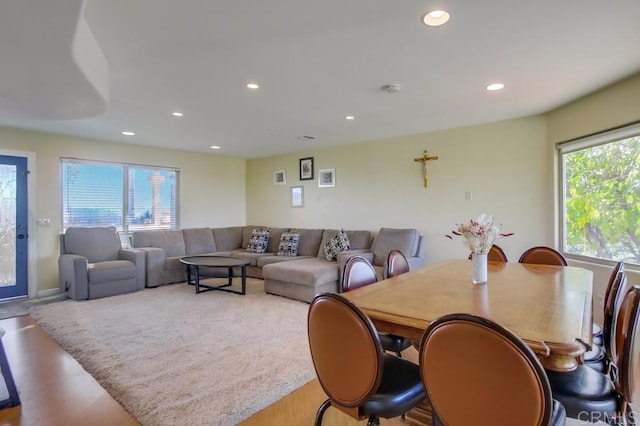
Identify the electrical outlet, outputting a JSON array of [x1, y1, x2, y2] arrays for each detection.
[[464, 190, 472, 200]]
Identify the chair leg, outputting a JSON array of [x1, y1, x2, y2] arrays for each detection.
[[395, 351, 403, 358], [0, 338, 20, 408], [315, 398, 331, 426], [367, 415, 380, 426]]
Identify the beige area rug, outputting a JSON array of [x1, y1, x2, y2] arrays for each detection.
[[30, 279, 315, 425]]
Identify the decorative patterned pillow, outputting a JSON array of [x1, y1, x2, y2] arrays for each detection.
[[247, 229, 270, 253], [277, 232, 300, 256], [324, 230, 350, 261]]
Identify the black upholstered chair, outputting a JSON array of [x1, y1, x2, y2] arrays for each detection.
[[307, 293, 426, 426], [0, 327, 20, 409], [591, 262, 624, 348], [419, 313, 567, 426], [546, 285, 640, 425], [518, 246, 568, 266], [467, 244, 509, 262], [343, 256, 411, 358], [585, 264, 626, 372]]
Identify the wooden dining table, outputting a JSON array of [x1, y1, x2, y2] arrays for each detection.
[[341, 258, 594, 425]]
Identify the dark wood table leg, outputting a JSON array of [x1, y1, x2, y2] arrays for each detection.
[[195, 265, 201, 294], [241, 265, 247, 295]]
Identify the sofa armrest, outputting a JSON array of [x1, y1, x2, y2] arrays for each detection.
[[120, 248, 146, 290], [136, 247, 165, 288], [58, 254, 89, 300]]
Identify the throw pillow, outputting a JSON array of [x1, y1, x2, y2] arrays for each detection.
[[324, 230, 350, 261], [277, 232, 300, 256], [247, 229, 270, 253]]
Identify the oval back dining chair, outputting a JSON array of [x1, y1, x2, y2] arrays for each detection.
[[467, 244, 508, 262], [343, 255, 412, 358], [385, 249, 410, 278], [518, 246, 568, 266], [546, 285, 640, 425], [307, 293, 426, 426], [419, 313, 566, 425]]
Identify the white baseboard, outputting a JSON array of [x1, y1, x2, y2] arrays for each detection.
[[37, 288, 62, 299]]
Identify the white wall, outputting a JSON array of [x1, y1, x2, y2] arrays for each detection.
[[247, 116, 551, 265], [0, 127, 246, 293]]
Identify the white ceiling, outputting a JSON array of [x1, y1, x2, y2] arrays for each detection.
[[1, 0, 640, 159]]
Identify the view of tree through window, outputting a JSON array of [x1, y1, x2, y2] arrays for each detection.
[[62, 159, 179, 245], [561, 132, 639, 264]]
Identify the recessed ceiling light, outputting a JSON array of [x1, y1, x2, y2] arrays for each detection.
[[246, 83, 259, 89], [486, 83, 505, 91], [172, 112, 184, 117], [345, 115, 355, 120], [210, 145, 221, 150], [422, 10, 450, 27], [122, 131, 135, 136]]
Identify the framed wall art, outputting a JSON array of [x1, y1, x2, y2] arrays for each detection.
[[299, 157, 314, 181], [291, 186, 304, 207], [273, 170, 286, 185], [318, 169, 335, 187]]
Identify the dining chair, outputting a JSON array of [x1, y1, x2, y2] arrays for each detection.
[[518, 246, 568, 266], [385, 249, 410, 278], [546, 285, 640, 425], [585, 264, 626, 372], [467, 244, 509, 262], [307, 293, 426, 426], [419, 313, 566, 425], [592, 261, 624, 347], [343, 255, 412, 358]]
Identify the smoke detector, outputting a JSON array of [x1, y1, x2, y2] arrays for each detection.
[[383, 84, 401, 93]]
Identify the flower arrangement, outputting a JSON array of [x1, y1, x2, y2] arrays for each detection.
[[446, 214, 513, 255]]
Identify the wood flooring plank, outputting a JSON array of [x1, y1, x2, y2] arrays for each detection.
[[0, 315, 138, 426]]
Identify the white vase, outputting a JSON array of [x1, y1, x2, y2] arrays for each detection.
[[471, 253, 488, 284]]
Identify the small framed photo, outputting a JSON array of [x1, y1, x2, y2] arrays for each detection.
[[273, 170, 286, 185], [291, 186, 304, 207], [299, 157, 314, 181], [318, 169, 336, 187]]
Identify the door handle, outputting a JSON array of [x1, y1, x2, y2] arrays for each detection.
[[16, 234, 26, 239]]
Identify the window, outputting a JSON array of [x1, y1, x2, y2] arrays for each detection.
[[558, 123, 640, 264], [61, 159, 179, 246]]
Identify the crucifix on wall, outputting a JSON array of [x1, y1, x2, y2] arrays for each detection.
[[414, 150, 439, 188]]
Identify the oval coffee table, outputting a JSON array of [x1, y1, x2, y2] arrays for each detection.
[[179, 255, 250, 295]]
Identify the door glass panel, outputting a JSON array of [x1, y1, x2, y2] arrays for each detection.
[[0, 164, 16, 287]]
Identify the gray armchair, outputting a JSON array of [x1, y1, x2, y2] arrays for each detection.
[[59, 226, 145, 300]]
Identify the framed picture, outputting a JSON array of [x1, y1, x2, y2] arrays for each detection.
[[273, 170, 286, 185], [299, 157, 314, 180], [318, 169, 336, 187], [291, 186, 304, 207]]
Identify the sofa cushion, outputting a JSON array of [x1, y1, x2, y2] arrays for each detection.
[[266, 227, 287, 253], [212, 227, 243, 251], [182, 228, 216, 255], [371, 228, 419, 267], [323, 230, 350, 261], [131, 229, 186, 258], [88, 260, 137, 284], [318, 229, 371, 257], [247, 229, 270, 253], [292, 228, 325, 257], [257, 254, 312, 268], [64, 226, 121, 263], [242, 226, 263, 248], [262, 258, 339, 287], [230, 250, 269, 266], [277, 231, 300, 256]]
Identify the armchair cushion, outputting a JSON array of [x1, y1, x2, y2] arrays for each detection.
[[63, 226, 121, 262]]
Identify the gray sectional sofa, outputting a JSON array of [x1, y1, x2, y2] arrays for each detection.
[[130, 225, 425, 303]]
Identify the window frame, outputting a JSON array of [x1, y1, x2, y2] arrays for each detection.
[[60, 157, 180, 246], [557, 122, 640, 267]]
